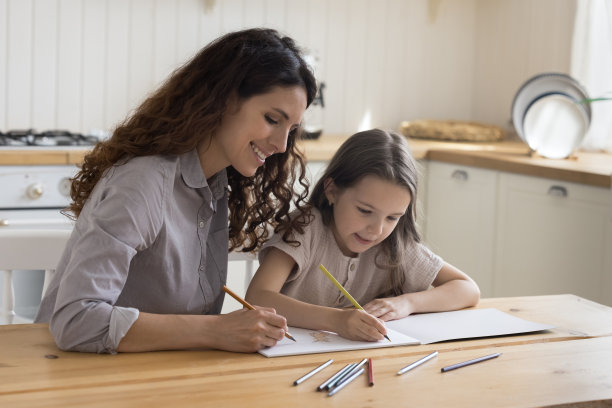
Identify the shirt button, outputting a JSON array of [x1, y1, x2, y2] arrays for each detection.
[[199, 265, 204, 271], [199, 221, 205, 228], [349, 263, 356, 271]]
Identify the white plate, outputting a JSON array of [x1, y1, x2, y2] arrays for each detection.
[[511, 73, 591, 158]]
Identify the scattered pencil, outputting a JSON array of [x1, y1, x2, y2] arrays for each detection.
[[441, 352, 501, 373], [397, 351, 438, 375], [367, 358, 374, 386], [293, 359, 334, 386]]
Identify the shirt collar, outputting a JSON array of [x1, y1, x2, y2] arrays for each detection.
[[179, 149, 228, 199]]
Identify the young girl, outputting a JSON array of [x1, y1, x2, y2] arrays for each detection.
[[246, 129, 480, 342]]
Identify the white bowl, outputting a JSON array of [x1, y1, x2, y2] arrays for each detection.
[[511, 73, 591, 158]]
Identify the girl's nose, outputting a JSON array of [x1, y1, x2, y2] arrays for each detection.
[[368, 218, 384, 236]]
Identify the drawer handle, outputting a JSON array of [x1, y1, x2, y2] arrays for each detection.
[[547, 185, 568, 197], [451, 170, 468, 181]]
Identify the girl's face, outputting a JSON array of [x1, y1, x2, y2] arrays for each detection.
[[325, 175, 412, 257], [198, 85, 307, 178]]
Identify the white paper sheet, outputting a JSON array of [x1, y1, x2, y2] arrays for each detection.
[[386, 308, 555, 344], [258, 327, 420, 358], [258, 308, 554, 357]]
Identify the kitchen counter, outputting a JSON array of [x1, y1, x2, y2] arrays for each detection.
[[301, 135, 612, 188], [1, 135, 611, 188]]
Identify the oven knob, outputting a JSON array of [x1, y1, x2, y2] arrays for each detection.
[[26, 183, 44, 199], [59, 177, 72, 197]]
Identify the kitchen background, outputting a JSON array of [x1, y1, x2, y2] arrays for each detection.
[[4, 0, 609, 319], [0, 0, 575, 136]]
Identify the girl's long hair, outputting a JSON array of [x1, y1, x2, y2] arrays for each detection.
[[284, 129, 420, 296], [66, 28, 317, 252]]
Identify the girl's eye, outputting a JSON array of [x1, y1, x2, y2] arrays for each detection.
[[387, 216, 399, 222], [357, 207, 371, 214], [265, 115, 279, 125]]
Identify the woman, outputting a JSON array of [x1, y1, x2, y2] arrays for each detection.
[[35, 28, 317, 354]]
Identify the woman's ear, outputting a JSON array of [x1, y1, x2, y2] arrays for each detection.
[[323, 177, 337, 205]]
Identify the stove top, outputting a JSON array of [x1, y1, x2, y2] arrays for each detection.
[[0, 129, 100, 147]]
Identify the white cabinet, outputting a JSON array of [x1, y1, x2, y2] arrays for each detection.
[[423, 161, 612, 306], [494, 173, 612, 306], [424, 162, 497, 296]]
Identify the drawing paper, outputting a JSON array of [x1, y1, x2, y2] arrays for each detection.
[[386, 308, 555, 344], [258, 327, 420, 358], [258, 308, 554, 357]]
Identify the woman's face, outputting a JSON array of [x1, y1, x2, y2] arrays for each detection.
[[199, 85, 307, 178]]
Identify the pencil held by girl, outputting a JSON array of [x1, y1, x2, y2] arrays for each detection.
[[246, 129, 480, 342]]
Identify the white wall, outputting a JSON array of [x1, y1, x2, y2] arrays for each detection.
[[0, 0, 575, 136]]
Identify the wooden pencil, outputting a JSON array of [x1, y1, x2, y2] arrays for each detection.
[[222, 285, 296, 342]]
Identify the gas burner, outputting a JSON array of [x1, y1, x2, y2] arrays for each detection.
[[0, 129, 100, 147]]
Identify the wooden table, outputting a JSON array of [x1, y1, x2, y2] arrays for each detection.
[[1, 294, 611, 407]]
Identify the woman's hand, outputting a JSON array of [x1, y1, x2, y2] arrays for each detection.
[[332, 309, 387, 342], [363, 296, 415, 322], [210, 307, 289, 353]]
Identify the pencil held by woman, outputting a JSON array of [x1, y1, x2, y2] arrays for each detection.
[[223, 286, 296, 342]]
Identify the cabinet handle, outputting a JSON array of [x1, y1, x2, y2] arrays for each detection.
[[547, 185, 568, 197], [451, 170, 468, 181]]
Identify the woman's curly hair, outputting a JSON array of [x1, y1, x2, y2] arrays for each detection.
[[66, 28, 317, 253]]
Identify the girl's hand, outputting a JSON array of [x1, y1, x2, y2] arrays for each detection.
[[211, 307, 288, 353], [333, 309, 387, 342], [364, 296, 415, 321]]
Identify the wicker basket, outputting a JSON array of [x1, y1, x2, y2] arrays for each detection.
[[400, 120, 505, 142]]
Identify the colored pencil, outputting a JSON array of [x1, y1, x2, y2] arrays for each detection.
[[318, 264, 391, 342], [293, 359, 334, 386], [367, 358, 374, 386], [318, 363, 355, 391], [328, 368, 365, 397], [222, 285, 296, 342], [397, 351, 438, 375], [441, 352, 501, 373]]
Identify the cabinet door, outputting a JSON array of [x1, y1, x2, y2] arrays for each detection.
[[424, 162, 497, 296], [494, 173, 612, 305]]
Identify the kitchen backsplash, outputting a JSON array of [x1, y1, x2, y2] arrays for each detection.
[[0, 0, 575, 135]]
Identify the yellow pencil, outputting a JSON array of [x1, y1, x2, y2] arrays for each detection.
[[222, 285, 296, 342], [318, 264, 391, 342]]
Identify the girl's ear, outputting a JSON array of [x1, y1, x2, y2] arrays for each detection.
[[323, 177, 337, 205]]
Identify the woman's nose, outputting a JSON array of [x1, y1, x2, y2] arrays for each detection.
[[269, 128, 289, 154]]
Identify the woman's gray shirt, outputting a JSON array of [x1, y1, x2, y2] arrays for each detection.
[[35, 149, 229, 353]]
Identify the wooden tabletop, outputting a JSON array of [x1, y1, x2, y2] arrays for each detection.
[[1, 294, 611, 407]]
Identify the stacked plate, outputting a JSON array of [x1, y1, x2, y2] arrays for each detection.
[[511, 73, 591, 159]]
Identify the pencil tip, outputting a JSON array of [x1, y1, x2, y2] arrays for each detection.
[[288, 335, 297, 342], [385, 335, 391, 342]]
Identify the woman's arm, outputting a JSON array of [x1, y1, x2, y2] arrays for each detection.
[[116, 308, 289, 353], [364, 262, 481, 321], [246, 247, 387, 341]]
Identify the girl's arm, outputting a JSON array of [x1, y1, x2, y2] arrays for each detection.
[[363, 262, 480, 321], [246, 247, 387, 342]]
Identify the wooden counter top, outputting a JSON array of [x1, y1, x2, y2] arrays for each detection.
[[300, 135, 612, 188], [2, 135, 611, 188]]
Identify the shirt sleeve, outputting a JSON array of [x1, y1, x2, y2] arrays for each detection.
[[258, 216, 315, 284], [49, 163, 165, 353], [401, 241, 445, 292]]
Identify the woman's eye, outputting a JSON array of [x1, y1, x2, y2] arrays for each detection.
[[265, 115, 279, 125], [387, 216, 399, 222], [357, 207, 371, 214]]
